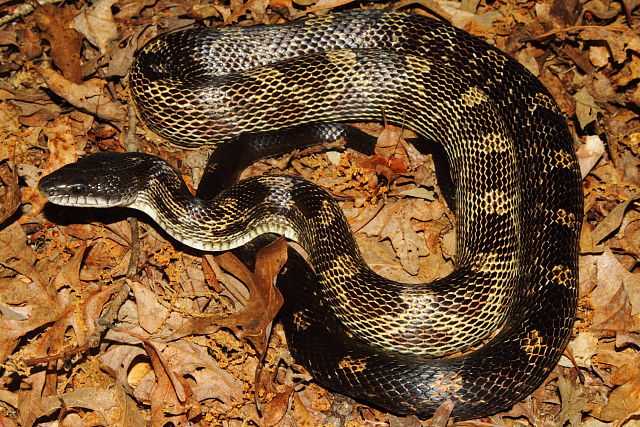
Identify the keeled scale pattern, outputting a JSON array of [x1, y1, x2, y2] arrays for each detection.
[[128, 11, 583, 419]]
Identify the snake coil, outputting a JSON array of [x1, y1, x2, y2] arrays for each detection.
[[41, 10, 582, 420]]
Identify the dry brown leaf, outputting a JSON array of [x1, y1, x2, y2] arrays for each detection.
[[0, 223, 60, 363], [587, 248, 640, 332], [588, 45, 609, 67], [72, 0, 119, 54], [574, 87, 602, 130], [36, 67, 125, 124], [23, 115, 84, 215], [591, 193, 640, 248], [360, 198, 446, 275], [98, 344, 147, 392], [114, 383, 148, 427], [144, 341, 187, 425], [169, 238, 286, 355], [561, 332, 598, 369], [133, 339, 252, 423], [96, 31, 140, 78], [599, 353, 640, 422], [16, 362, 47, 426], [582, 0, 622, 20], [33, 4, 83, 83], [167, 341, 247, 415], [0, 87, 62, 126], [576, 135, 605, 179], [555, 375, 589, 426], [580, 27, 640, 64], [0, 161, 19, 224], [130, 280, 171, 334], [39, 388, 118, 421]]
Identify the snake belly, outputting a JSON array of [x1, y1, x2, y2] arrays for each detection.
[[128, 10, 583, 419]]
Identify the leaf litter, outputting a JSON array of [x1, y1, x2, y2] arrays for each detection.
[[0, 0, 638, 426]]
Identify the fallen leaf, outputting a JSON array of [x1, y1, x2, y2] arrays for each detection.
[[130, 280, 170, 334], [22, 115, 82, 215], [555, 375, 590, 426], [72, 0, 119, 54], [360, 198, 446, 275], [577, 135, 605, 179], [40, 387, 118, 420], [144, 341, 187, 425], [168, 238, 286, 355], [36, 67, 125, 123], [560, 332, 598, 369], [587, 248, 640, 331], [591, 193, 640, 248], [574, 87, 602, 130], [33, 4, 83, 83], [0, 223, 59, 364], [599, 353, 640, 422], [0, 161, 19, 224]]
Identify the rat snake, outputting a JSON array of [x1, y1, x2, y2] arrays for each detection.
[[40, 10, 582, 420]]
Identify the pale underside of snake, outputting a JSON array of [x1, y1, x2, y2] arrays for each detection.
[[39, 10, 583, 420]]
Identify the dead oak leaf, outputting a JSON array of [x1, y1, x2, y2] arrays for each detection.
[[33, 4, 83, 83], [574, 87, 602, 130], [160, 341, 248, 416], [580, 28, 640, 65], [23, 115, 81, 215], [71, 0, 119, 54], [0, 223, 60, 364], [590, 192, 640, 250], [168, 238, 286, 356], [144, 341, 188, 425], [576, 135, 605, 179], [106, 340, 250, 420], [360, 198, 446, 275], [554, 374, 590, 426], [36, 67, 125, 124], [130, 280, 171, 334], [0, 161, 19, 224], [598, 353, 640, 422], [586, 248, 640, 334], [39, 387, 117, 421]]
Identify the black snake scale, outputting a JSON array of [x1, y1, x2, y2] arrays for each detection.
[[41, 10, 582, 419]]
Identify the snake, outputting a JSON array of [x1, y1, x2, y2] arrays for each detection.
[[38, 10, 583, 420]]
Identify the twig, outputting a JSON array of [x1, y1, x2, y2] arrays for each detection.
[[523, 24, 638, 42], [125, 99, 139, 153], [126, 217, 140, 277]]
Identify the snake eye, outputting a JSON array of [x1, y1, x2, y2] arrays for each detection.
[[70, 184, 86, 195]]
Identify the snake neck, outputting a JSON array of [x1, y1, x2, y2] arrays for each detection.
[[132, 174, 305, 252]]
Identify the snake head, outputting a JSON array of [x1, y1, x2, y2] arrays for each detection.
[[38, 152, 161, 208]]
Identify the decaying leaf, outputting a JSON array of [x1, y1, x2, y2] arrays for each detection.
[[0, 223, 60, 364], [576, 135, 605, 179], [587, 248, 640, 331], [36, 67, 125, 123], [169, 238, 287, 355], [360, 198, 447, 275], [599, 353, 640, 422], [144, 341, 189, 424], [0, 161, 19, 224], [574, 87, 602, 129], [33, 4, 83, 83], [71, 0, 119, 54]]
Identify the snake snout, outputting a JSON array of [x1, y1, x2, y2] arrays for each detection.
[[38, 156, 141, 208]]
